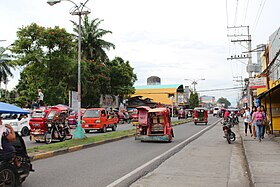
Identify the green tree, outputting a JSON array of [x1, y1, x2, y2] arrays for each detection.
[[107, 57, 137, 97], [71, 15, 115, 62], [217, 97, 231, 108], [189, 91, 199, 109], [0, 47, 16, 94], [11, 23, 75, 105]]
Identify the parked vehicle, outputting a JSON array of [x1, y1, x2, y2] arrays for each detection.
[[185, 109, 193, 118], [135, 107, 174, 142], [1, 112, 30, 136], [177, 108, 185, 119], [117, 111, 125, 124], [213, 107, 219, 116], [82, 108, 118, 133], [222, 120, 236, 144], [29, 108, 49, 142], [67, 108, 86, 129], [193, 107, 208, 125], [29, 105, 69, 142], [44, 109, 72, 144], [130, 109, 139, 126]]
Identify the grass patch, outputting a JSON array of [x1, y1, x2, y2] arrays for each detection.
[[27, 129, 135, 154], [27, 119, 193, 155]]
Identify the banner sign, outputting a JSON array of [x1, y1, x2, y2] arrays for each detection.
[[249, 77, 266, 89]]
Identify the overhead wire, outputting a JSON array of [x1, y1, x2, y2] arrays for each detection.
[[252, 0, 267, 34], [242, 0, 250, 25]]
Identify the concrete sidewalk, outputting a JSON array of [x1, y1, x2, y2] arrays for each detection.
[[131, 123, 250, 187], [239, 123, 280, 187]]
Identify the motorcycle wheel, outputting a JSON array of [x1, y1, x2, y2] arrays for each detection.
[[0, 164, 17, 187], [59, 132, 66, 142], [226, 133, 231, 144], [44, 132, 52, 144], [230, 131, 236, 142]]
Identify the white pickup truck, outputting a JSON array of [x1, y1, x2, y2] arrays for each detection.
[[1, 113, 31, 136]]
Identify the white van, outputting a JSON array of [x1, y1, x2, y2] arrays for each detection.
[[213, 107, 219, 116], [1, 113, 31, 136]]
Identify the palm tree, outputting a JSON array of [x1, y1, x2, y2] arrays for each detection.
[[0, 47, 15, 97], [72, 15, 115, 62]]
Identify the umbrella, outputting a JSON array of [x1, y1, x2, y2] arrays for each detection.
[[0, 102, 30, 114]]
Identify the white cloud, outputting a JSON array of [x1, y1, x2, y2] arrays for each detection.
[[1, 0, 279, 106]]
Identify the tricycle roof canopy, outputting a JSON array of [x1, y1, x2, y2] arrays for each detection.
[[148, 107, 168, 113]]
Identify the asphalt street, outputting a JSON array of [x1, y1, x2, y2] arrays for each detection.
[[22, 116, 219, 187]]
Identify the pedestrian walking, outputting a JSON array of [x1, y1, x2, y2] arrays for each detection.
[[243, 107, 252, 136], [250, 106, 265, 142], [261, 105, 267, 139], [38, 89, 44, 107], [250, 106, 257, 139]]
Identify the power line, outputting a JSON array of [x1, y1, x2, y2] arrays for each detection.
[[197, 87, 243, 93], [242, 0, 250, 25], [234, 0, 239, 26], [252, 0, 267, 34]]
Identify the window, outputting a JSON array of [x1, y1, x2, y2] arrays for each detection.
[[83, 110, 100, 118]]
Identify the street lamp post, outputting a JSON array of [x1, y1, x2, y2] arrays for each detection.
[[184, 78, 205, 92], [47, 0, 91, 139]]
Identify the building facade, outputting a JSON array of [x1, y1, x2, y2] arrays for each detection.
[[257, 27, 280, 131]]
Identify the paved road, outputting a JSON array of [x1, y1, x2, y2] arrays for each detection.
[[22, 117, 219, 187], [24, 123, 135, 148]]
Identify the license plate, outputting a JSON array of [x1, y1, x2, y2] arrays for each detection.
[[85, 124, 89, 127]]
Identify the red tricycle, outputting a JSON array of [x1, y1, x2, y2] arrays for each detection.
[[193, 107, 208, 125], [135, 106, 174, 142]]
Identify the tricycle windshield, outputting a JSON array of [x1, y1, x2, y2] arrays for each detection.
[[83, 110, 100, 118], [46, 110, 57, 120], [31, 111, 46, 118], [1, 113, 19, 120]]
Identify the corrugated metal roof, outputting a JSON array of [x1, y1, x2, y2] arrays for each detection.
[[135, 84, 182, 89]]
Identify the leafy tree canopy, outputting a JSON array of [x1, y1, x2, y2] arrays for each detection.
[[189, 91, 199, 109], [217, 97, 231, 108]]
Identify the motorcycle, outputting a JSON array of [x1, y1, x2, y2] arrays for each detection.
[[0, 133, 34, 186], [44, 121, 71, 144], [44, 110, 72, 144], [222, 121, 236, 144]]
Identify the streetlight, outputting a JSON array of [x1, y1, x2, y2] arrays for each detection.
[[184, 78, 205, 92], [47, 0, 91, 139]]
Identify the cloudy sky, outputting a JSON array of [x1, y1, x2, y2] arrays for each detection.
[[0, 0, 279, 106]]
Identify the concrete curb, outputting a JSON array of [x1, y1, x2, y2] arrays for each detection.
[[106, 118, 222, 187], [238, 124, 254, 187], [29, 119, 193, 161]]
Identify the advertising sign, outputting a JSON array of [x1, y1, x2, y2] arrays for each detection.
[[249, 77, 266, 89], [69, 91, 78, 111], [100, 95, 119, 108]]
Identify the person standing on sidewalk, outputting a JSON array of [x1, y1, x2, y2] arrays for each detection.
[[261, 105, 267, 139], [250, 106, 257, 139], [250, 106, 265, 142], [243, 107, 252, 136]]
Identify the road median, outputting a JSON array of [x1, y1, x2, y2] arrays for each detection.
[[28, 118, 193, 161]]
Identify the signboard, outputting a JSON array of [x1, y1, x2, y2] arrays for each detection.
[[100, 95, 119, 108], [249, 77, 266, 89], [69, 91, 78, 111]]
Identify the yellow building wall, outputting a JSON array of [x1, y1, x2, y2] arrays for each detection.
[[132, 88, 177, 105]]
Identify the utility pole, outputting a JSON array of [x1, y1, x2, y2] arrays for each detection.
[[227, 26, 253, 108]]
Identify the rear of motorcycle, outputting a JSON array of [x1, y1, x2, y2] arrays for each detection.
[[222, 123, 236, 144], [0, 133, 34, 186]]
